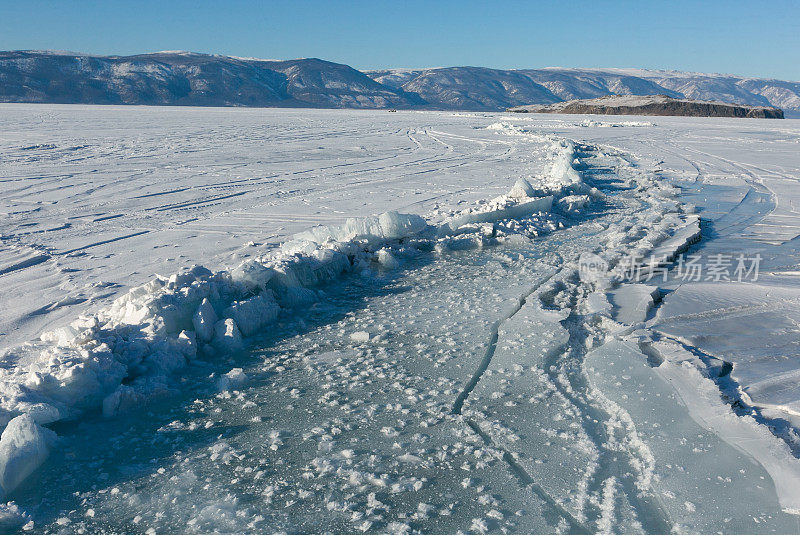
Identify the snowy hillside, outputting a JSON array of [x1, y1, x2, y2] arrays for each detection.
[[2, 51, 800, 114], [366, 66, 562, 110], [370, 66, 800, 115], [0, 51, 418, 109], [2, 105, 800, 532]]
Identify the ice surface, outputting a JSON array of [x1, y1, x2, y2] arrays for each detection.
[[586, 340, 800, 531], [653, 282, 800, 415], [1, 106, 800, 531], [608, 284, 660, 326]]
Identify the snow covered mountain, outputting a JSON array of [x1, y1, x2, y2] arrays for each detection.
[[0, 51, 419, 109], [369, 66, 800, 114], [366, 66, 563, 110], [2, 50, 800, 114]]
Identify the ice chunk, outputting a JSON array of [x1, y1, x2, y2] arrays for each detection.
[[40, 325, 79, 347], [223, 294, 280, 337], [586, 291, 612, 315], [557, 194, 591, 215], [377, 211, 428, 239], [295, 211, 427, 244], [350, 331, 370, 343], [230, 260, 274, 292], [103, 386, 140, 418], [608, 284, 660, 326], [275, 286, 318, 308], [217, 368, 247, 392], [647, 214, 701, 262], [0, 415, 55, 499], [12, 403, 61, 426], [213, 319, 244, 352], [377, 248, 401, 269], [192, 298, 218, 343], [269, 248, 350, 288], [507, 178, 536, 199], [0, 502, 30, 531], [101, 379, 171, 418], [442, 196, 553, 233]]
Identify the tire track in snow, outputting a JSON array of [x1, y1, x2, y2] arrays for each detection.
[[467, 142, 677, 531], [674, 144, 786, 243], [531, 153, 676, 531], [0, 253, 50, 276], [58, 230, 150, 255]]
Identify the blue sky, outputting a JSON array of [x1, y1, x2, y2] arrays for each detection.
[[2, 0, 799, 80]]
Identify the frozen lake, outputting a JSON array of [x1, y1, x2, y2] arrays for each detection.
[[1, 106, 800, 533]]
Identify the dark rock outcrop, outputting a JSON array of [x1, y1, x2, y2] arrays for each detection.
[[507, 95, 784, 119]]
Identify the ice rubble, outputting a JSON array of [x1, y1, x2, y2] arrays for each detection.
[[438, 134, 604, 234], [0, 501, 31, 531], [0, 136, 590, 498], [485, 125, 603, 198], [439, 193, 553, 234]]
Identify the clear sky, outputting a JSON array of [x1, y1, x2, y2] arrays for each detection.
[[2, 0, 799, 80]]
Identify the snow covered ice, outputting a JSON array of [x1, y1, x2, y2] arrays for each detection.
[[2, 105, 800, 533]]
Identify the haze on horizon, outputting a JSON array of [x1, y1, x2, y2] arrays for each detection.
[[2, 0, 799, 81]]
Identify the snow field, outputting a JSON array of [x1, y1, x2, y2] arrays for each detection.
[[0, 106, 557, 354]]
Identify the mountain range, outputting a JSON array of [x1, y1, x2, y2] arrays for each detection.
[[1, 50, 798, 115]]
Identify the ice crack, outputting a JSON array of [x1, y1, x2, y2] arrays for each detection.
[[451, 267, 561, 415]]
